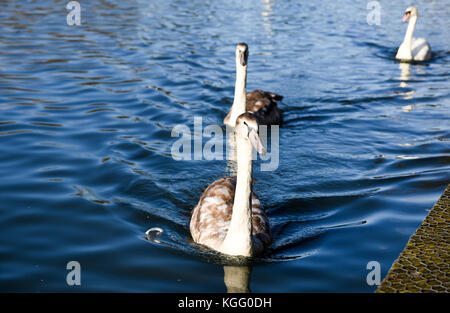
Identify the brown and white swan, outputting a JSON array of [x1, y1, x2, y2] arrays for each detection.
[[190, 113, 271, 257], [224, 43, 283, 127], [396, 6, 432, 62]]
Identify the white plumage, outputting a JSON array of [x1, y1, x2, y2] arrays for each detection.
[[396, 6, 432, 62]]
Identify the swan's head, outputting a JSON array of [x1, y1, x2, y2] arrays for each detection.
[[235, 113, 266, 155], [236, 43, 249, 67], [403, 6, 418, 22]]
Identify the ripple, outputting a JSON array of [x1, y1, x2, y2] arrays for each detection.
[[73, 185, 111, 205]]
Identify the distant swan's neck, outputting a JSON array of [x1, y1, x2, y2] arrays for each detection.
[[402, 17, 417, 58], [228, 62, 247, 127], [220, 137, 253, 256]]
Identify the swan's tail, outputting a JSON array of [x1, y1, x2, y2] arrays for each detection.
[[269, 92, 283, 102]]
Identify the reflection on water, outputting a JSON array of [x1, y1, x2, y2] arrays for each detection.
[[260, 0, 274, 39], [224, 265, 252, 293], [401, 104, 414, 112], [399, 62, 411, 87], [397, 63, 415, 101], [397, 63, 415, 108]]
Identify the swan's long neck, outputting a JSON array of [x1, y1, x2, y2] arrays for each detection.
[[228, 60, 247, 127], [220, 136, 253, 256], [403, 16, 417, 55]]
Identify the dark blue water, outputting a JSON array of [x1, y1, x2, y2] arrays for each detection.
[[0, 0, 449, 292]]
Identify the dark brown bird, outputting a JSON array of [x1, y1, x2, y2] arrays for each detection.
[[245, 89, 283, 126], [224, 43, 283, 127]]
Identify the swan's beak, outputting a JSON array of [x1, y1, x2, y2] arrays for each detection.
[[402, 12, 411, 22], [249, 130, 266, 155], [240, 51, 248, 66]]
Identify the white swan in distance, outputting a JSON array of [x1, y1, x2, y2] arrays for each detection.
[[396, 6, 432, 62], [190, 113, 271, 257], [224, 43, 283, 127]]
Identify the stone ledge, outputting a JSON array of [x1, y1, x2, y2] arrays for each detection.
[[376, 184, 450, 293]]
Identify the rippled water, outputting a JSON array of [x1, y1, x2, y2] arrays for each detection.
[[0, 0, 449, 292]]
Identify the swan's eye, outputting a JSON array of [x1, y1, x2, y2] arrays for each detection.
[[405, 11, 411, 15]]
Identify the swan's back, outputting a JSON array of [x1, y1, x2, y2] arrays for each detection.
[[412, 38, 431, 61], [246, 90, 283, 126], [190, 177, 271, 254]]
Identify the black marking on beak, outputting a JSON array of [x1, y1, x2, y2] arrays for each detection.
[[240, 49, 248, 66], [237, 43, 249, 66]]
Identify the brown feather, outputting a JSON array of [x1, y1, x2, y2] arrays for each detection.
[[246, 89, 283, 126], [190, 177, 271, 255]]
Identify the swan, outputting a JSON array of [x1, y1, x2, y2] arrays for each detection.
[[224, 43, 283, 127], [190, 113, 272, 257], [396, 6, 432, 62]]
